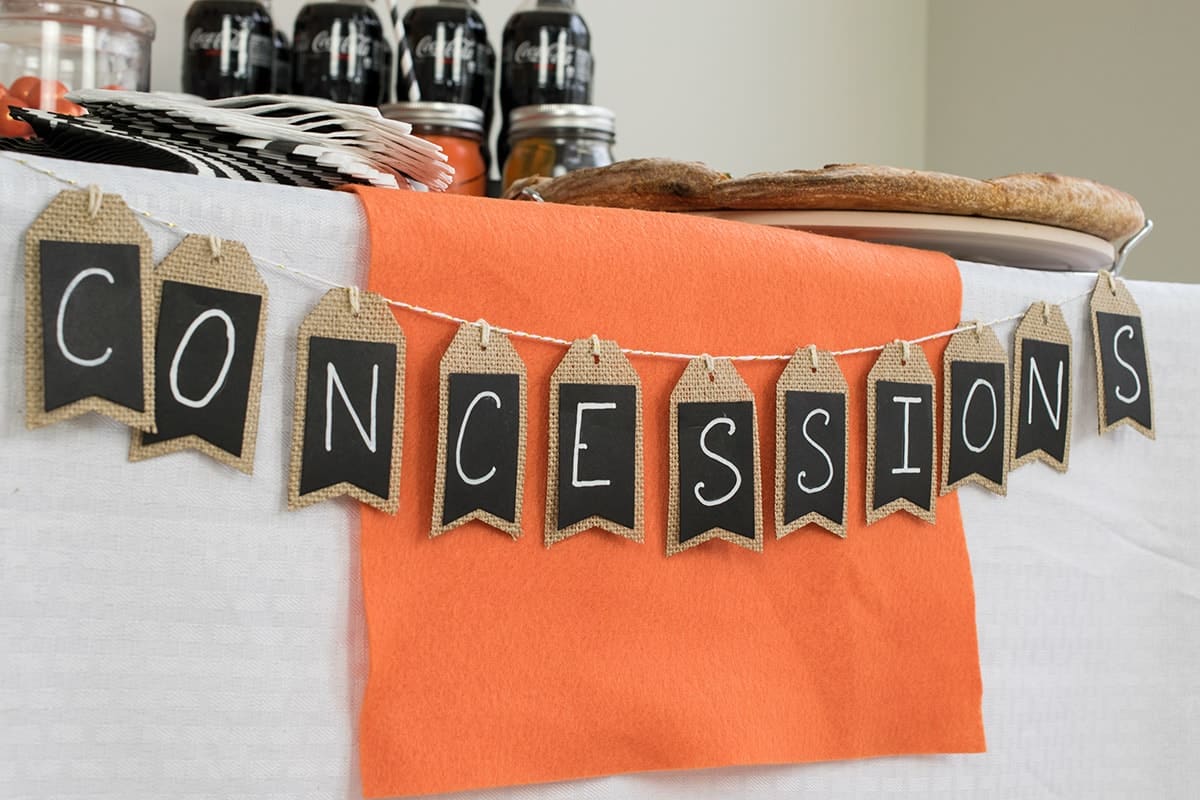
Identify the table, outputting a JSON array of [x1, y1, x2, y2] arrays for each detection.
[[2, 156, 1197, 799]]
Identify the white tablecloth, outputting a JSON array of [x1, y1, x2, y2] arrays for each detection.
[[2, 157, 1197, 799]]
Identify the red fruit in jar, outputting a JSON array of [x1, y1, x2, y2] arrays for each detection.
[[8, 77, 70, 109], [55, 98, 84, 116], [0, 98, 34, 138], [7, 75, 40, 105]]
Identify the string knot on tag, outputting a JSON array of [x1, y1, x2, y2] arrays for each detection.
[[974, 320, 985, 340], [1042, 303, 1052, 325], [807, 344, 820, 372], [348, 285, 361, 315], [1105, 270, 1118, 296], [590, 334, 602, 363], [896, 339, 910, 365], [208, 235, 223, 261], [86, 185, 102, 219], [476, 319, 492, 350], [702, 353, 716, 375]]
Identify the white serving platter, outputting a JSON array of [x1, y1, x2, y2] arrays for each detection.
[[690, 209, 1117, 271]]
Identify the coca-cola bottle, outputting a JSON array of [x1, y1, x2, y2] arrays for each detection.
[[498, 0, 592, 169], [403, 1, 494, 166], [182, 1, 275, 99], [291, 1, 392, 105]]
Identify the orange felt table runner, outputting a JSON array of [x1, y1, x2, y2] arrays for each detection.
[[352, 188, 984, 798]]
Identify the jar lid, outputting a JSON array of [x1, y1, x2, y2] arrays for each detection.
[[509, 104, 616, 137], [381, 102, 484, 135], [0, 0, 156, 39]]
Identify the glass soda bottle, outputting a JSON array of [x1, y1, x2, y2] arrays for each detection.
[[291, 0, 392, 105], [402, 1, 494, 167], [182, 0, 275, 99], [498, 0, 591, 170]]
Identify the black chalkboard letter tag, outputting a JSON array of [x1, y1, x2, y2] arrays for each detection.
[[1010, 302, 1074, 473], [432, 322, 528, 539], [1090, 271, 1154, 439], [668, 356, 763, 556], [545, 337, 644, 547], [24, 188, 156, 431], [775, 346, 849, 539], [288, 288, 406, 513], [866, 341, 938, 525], [941, 322, 1010, 496], [130, 235, 269, 473]]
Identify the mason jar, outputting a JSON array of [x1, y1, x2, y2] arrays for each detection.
[[501, 103, 614, 192]]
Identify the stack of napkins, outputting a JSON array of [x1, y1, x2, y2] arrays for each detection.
[[4, 90, 453, 191]]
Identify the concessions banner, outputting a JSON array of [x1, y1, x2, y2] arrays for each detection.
[[21, 181, 1155, 798]]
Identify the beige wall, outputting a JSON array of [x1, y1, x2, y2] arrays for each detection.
[[926, 0, 1197, 283]]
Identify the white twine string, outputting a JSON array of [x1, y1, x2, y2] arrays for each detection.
[[6, 153, 1098, 362]]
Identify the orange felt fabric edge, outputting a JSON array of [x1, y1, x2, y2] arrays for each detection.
[[350, 188, 984, 799]]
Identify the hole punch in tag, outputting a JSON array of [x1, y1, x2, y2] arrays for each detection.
[[288, 287, 406, 513], [545, 337, 644, 547], [129, 235, 269, 474], [866, 341, 938, 525], [941, 321, 1010, 496], [432, 321, 528, 539], [775, 345, 849, 538], [1090, 271, 1154, 439], [1011, 301, 1073, 473], [668, 356, 763, 556], [24, 187, 156, 432]]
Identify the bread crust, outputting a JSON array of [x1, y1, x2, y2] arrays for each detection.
[[507, 161, 1145, 242], [502, 158, 729, 211]]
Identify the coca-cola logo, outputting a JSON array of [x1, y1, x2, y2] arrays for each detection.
[[414, 33, 477, 63], [513, 39, 578, 65], [310, 29, 376, 58], [189, 28, 231, 51]]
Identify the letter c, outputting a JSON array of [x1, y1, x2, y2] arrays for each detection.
[[56, 268, 115, 367], [455, 390, 501, 486]]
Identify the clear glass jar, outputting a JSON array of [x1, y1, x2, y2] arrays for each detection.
[[383, 101, 487, 196], [501, 103, 613, 192], [0, 1, 155, 99]]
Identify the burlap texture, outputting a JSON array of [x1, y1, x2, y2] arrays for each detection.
[[1090, 271, 1155, 439], [544, 338, 644, 547], [24, 189, 156, 431], [667, 357, 763, 556], [775, 347, 849, 538], [1010, 301, 1073, 473], [431, 322, 528, 539], [941, 323, 1010, 496], [287, 288, 407, 513], [128, 235, 269, 474], [866, 341, 938, 525]]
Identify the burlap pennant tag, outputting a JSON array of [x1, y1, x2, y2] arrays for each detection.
[[668, 357, 763, 556], [1090, 272, 1155, 439], [545, 338, 644, 547], [775, 346, 849, 538], [941, 323, 1010, 496], [24, 188, 156, 431], [866, 341, 938, 525], [1011, 302, 1073, 472], [129, 235, 268, 473], [432, 322, 528, 539], [288, 288, 406, 513]]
